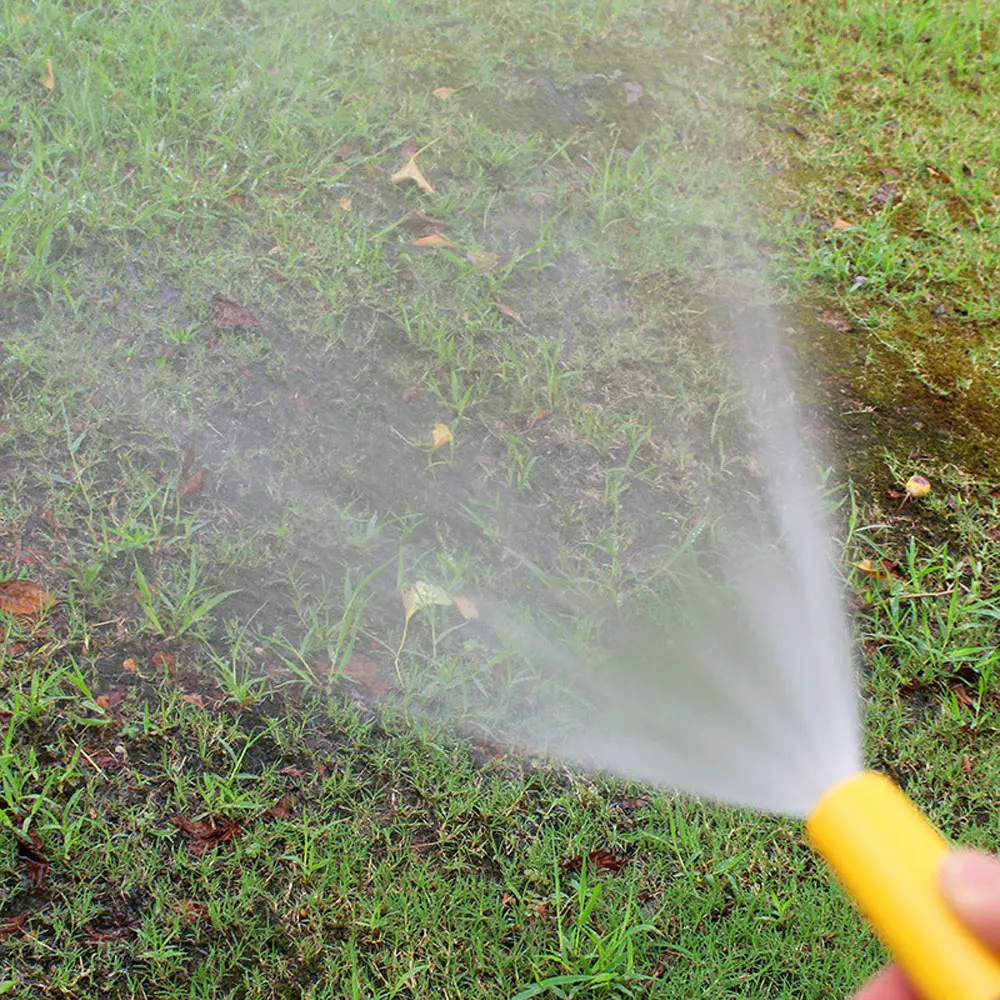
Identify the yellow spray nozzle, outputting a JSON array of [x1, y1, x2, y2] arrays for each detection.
[[807, 770, 1000, 1000]]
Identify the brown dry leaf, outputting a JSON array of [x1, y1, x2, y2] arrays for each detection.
[[0, 579, 54, 616], [339, 197, 353, 211], [452, 595, 479, 620], [17, 831, 49, 891], [430, 423, 453, 453], [122, 657, 140, 673], [182, 445, 196, 477], [531, 192, 547, 207], [962, 754, 973, 778], [528, 408, 553, 426], [227, 193, 246, 208], [178, 467, 206, 499], [40, 508, 62, 532], [852, 558, 899, 580], [96, 688, 127, 713], [172, 816, 242, 856], [264, 793, 294, 820], [182, 692, 205, 709], [411, 233, 454, 247], [174, 900, 209, 924], [342, 654, 389, 697], [831, 217, 853, 230], [432, 86, 457, 99], [390, 157, 434, 194], [497, 303, 523, 324], [401, 385, 420, 403], [41, 58, 54, 91], [926, 165, 953, 184], [402, 209, 445, 236], [152, 650, 177, 673], [565, 849, 630, 874], [82, 747, 126, 771], [211, 298, 260, 329], [817, 310, 852, 333], [0, 914, 28, 942]]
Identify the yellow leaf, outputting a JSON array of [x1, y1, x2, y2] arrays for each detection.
[[453, 595, 479, 620], [41, 58, 54, 91], [433, 86, 457, 99], [401, 580, 453, 623], [339, 197, 353, 211], [411, 233, 454, 247], [390, 157, 435, 194], [430, 423, 453, 452]]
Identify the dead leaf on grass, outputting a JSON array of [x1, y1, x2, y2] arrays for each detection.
[[264, 793, 294, 820], [172, 815, 242, 856], [122, 657, 140, 673], [401, 581, 453, 624], [497, 303, 523, 324], [211, 298, 260, 329], [390, 157, 434, 194], [401, 385, 420, 403], [342, 653, 389, 697], [178, 466, 206, 499], [152, 650, 177, 674], [174, 899, 209, 923], [339, 197, 353, 211], [41, 58, 54, 91], [227, 193, 246, 208], [565, 849, 630, 874], [0, 914, 27, 941], [817, 310, 852, 332], [528, 408, 553, 426], [402, 209, 445, 237], [852, 558, 899, 580], [430, 422, 453, 452], [452, 595, 479, 620], [17, 831, 49, 891], [432, 86, 457, 99], [926, 165, 953, 184], [831, 217, 853, 230], [182, 692, 205, 708], [410, 233, 454, 247], [0, 579, 54, 616], [95, 688, 127, 712]]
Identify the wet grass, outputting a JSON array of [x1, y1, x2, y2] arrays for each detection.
[[2, 0, 1000, 997]]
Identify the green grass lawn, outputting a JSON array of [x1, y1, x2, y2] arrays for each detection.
[[2, 1, 1000, 997]]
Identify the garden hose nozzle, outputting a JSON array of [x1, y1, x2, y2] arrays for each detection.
[[807, 770, 1000, 1000]]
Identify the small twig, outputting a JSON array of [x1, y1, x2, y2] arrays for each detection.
[[73, 741, 108, 781], [897, 587, 955, 602]]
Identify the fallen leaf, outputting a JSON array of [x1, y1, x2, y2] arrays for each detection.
[[401, 385, 420, 403], [962, 754, 973, 777], [0, 914, 27, 941], [17, 831, 49, 891], [852, 558, 899, 580], [339, 197, 353, 211], [181, 445, 196, 477], [264, 793, 294, 819], [227, 193, 246, 208], [402, 209, 445, 236], [817, 310, 852, 332], [432, 86, 457, 99], [182, 692, 205, 709], [565, 849, 630, 874], [152, 650, 177, 673], [85, 920, 135, 941], [410, 233, 454, 247], [40, 508, 61, 532], [528, 408, 553, 426], [0, 579, 54, 616], [951, 684, 975, 709], [531, 193, 547, 207], [122, 657, 139, 673], [211, 298, 260, 329], [172, 815, 242, 856], [178, 467, 206, 499], [497, 303, 523, 324], [831, 217, 853, 230], [401, 580, 453, 623], [41, 58, 54, 91], [81, 747, 126, 771], [452, 595, 479, 620], [623, 81, 643, 105], [776, 122, 808, 139], [279, 764, 306, 778], [96, 688, 127, 712], [174, 899, 209, 923], [342, 653, 388, 697], [430, 423, 453, 453], [926, 165, 953, 184], [390, 157, 434, 194]]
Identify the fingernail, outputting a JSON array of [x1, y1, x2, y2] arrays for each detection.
[[940, 851, 1000, 910]]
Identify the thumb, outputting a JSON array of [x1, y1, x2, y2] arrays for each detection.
[[939, 850, 1000, 953]]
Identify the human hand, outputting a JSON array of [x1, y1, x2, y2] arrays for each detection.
[[852, 850, 1000, 999]]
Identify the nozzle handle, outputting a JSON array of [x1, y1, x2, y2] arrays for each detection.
[[807, 770, 1000, 1000]]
